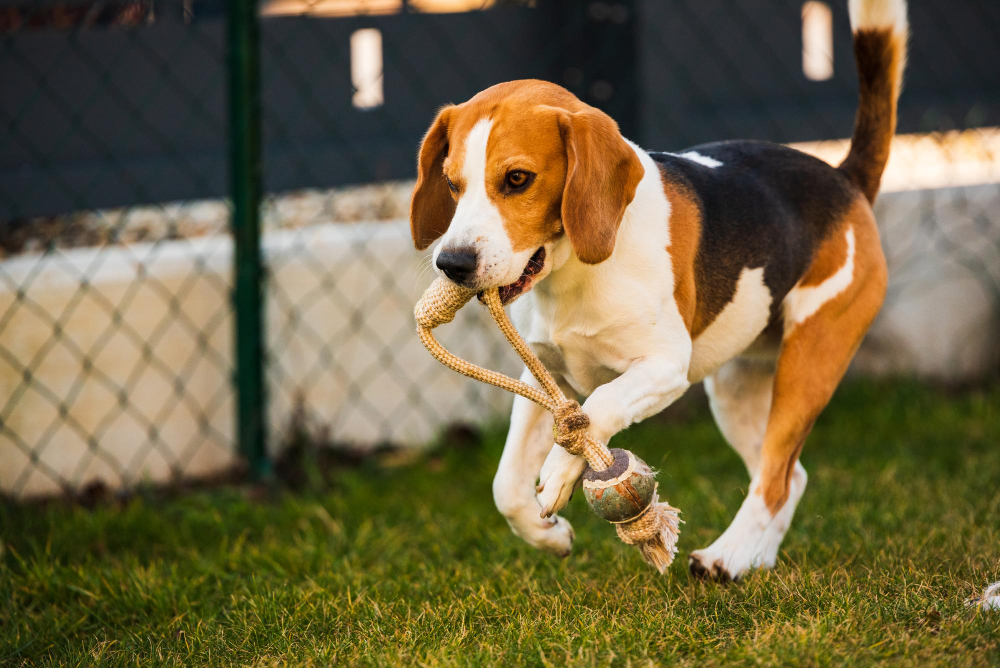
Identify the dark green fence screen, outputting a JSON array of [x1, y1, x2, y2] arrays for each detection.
[[2, 0, 998, 499]]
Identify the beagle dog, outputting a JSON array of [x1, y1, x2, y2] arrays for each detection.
[[409, 0, 907, 580]]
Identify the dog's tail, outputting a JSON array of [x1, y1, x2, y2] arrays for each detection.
[[838, 0, 908, 203]]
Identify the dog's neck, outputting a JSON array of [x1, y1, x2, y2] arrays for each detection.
[[535, 142, 672, 304]]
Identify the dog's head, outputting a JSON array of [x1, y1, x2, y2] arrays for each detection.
[[410, 80, 644, 303]]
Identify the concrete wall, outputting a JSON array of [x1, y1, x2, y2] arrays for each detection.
[[0, 222, 518, 498], [855, 184, 1000, 379], [1, 183, 997, 498]]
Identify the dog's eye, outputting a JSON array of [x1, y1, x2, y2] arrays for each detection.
[[445, 175, 458, 193], [505, 170, 533, 191]]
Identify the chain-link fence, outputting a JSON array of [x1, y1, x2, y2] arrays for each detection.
[[2, 0, 998, 500], [1, 0, 237, 498]]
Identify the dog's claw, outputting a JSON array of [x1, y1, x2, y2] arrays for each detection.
[[689, 554, 735, 582]]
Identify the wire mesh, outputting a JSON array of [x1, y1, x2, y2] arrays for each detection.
[[1, 0, 997, 500], [0, 1, 235, 498]]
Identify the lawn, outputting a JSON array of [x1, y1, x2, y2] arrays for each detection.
[[2, 380, 999, 666]]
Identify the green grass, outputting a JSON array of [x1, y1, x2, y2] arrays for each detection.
[[2, 380, 999, 666]]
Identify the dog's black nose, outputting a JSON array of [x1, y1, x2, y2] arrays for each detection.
[[436, 249, 478, 285]]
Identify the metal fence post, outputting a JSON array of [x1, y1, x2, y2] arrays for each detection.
[[227, 0, 269, 479]]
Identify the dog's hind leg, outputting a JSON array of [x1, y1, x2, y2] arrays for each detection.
[[704, 357, 776, 479], [692, 356, 800, 581], [691, 207, 887, 581]]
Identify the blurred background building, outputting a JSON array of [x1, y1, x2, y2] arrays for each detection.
[[1, 0, 997, 498]]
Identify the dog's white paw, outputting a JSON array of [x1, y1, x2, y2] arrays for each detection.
[[689, 530, 782, 581], [506, 512, 576, 557], [536, 446, 587, 518], [690, 464, 807, 581], [494, 474, 576, 557]]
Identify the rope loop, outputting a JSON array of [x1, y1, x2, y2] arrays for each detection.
[[415, 277, 679, 572]]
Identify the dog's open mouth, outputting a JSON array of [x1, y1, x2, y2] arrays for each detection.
[[498, 246, 546, 305]]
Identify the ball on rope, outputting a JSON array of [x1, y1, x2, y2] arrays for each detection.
[[582, 448, 658, 523]]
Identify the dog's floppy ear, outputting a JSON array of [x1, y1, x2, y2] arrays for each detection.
[[410, 106, 456, 250], [557, 108, 645, 264]]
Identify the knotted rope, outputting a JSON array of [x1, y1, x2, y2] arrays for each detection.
[[415, 277, 681, 573]]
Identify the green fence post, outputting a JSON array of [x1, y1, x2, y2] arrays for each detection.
[[228, 0, 269, 480]]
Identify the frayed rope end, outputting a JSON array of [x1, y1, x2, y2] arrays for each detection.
[[616, 499, 682, 574]]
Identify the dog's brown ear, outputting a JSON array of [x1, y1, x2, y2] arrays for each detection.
[[410, 106, 456, 250], [557, 108, 644, 264]]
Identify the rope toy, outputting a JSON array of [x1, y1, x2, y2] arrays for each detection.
[[415, 277, 681, 573]]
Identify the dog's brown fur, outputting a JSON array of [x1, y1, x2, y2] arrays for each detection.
[[661, 178, 702, 335], [839, 28, 907, 203], [760, 197, 887, 513]]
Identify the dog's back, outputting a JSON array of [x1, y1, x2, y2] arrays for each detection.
[[650, 142, 860, 325]]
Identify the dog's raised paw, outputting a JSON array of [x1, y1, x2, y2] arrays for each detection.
[[536, 447, 587, 517]]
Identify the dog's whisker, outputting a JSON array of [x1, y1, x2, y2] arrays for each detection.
[[410, 255, 438, 298]]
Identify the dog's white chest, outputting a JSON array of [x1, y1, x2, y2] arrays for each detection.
[[521, 304, 647, 397], [524, 298, 685, 398], [543, 333, 630, 397]]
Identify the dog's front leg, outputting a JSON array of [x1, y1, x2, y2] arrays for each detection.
[[493, 369, 575, 556], [537, 355, 690, 517]]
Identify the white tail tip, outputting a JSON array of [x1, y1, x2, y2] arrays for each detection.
[[848, 0, 908, 34]]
